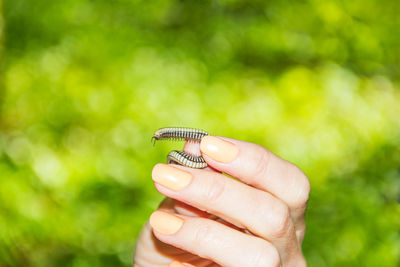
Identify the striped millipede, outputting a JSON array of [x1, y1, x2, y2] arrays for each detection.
[[152, 127, 209, 168]]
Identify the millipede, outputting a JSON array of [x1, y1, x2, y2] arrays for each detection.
[[152, 127, 209, 168]]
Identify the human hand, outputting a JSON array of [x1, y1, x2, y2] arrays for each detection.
[[134, 136, 310, 267]]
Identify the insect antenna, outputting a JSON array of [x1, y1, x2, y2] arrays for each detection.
[[151, 136, 157, 147]]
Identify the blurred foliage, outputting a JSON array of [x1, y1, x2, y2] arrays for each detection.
[[0, 0, 399, 266]]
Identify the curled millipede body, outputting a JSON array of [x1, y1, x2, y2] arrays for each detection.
[[152, 127, 209, 168], [152, 127, 208, 144], [167, 150, 208, 169]]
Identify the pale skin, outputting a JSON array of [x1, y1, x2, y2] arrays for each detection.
[[134, 136, 310, 267]]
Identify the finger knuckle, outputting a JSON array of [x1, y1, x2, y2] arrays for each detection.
[[268, 248, 281, 267], [204, 174, 226, 203], [250, 194, 274, 230], [297, 178, 310, 208], [251, 242, 281, 267], [252, 196, 292, 240], [290, 166, 311, 209], [192, 220, 214, 249], [252, 147, 272, 180], [299, 171, 311, 199], [270, 204, 291, 239]]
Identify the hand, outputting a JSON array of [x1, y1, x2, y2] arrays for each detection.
[[134, 136, 310, 267]]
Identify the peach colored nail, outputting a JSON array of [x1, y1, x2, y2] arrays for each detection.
[[150, 211, 184, 235], [200, 136, 238, 163], [152, 164, 192, 191], [169, 261, 186, 267]]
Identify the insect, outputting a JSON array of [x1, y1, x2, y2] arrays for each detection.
[[152, 127, 209, 168]]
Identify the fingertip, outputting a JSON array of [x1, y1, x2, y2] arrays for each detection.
[[200, 136, 238, 163], [149, 210, 184, 235], [152, 163, 167, 177]]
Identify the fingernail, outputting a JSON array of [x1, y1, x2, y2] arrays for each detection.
[[152, 164, 192, 191], [200, 136, 238, 163], [149, 211, 184, 235], [169, 261, 186, 267]]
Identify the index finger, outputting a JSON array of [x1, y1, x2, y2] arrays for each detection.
[[200, 136, 310, 222]]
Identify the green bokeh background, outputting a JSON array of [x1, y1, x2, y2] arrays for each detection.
[[1, 0, 399, 266]]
